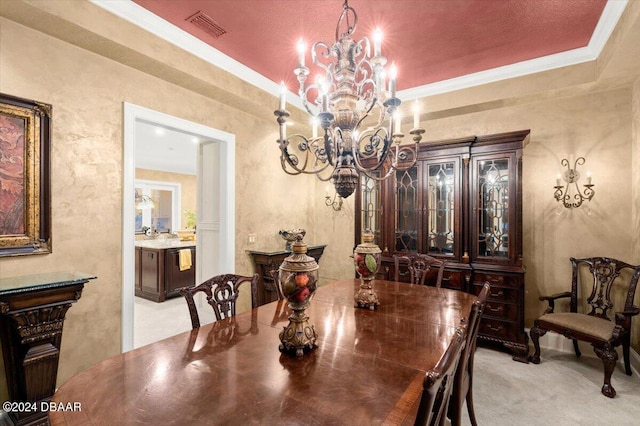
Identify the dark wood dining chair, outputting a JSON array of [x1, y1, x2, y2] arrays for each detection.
[[414, 326, 467, 426], [179, 273, 259, 329], [448, 282, 490, 426], [270, 268, 285, 300], [529, 257, 640, 398], [394, 254, 446, 287]]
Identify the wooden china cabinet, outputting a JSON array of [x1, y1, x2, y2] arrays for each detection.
[[355, 129, 530, 362]]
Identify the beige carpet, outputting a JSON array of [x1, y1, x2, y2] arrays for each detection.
[[464, 347, 640, 425]]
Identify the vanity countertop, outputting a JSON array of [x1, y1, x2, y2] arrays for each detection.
[[135, 239, 196, 250]]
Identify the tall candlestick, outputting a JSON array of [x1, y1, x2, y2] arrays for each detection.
[[413, 99, 420, 129], [389, 64, 397, 98], [373, 28, 382, 57], [296, 39, 306, 68], [279, 82, 286, 110]]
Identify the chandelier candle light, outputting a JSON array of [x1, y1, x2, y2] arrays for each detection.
[[274, 0, 424, 199]]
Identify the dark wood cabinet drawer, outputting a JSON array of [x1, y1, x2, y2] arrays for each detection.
[[473, 272, 521, 289], [479, 318, 520, 341], [483, 300, 519, 320], [472, 281, 520, 304], [440, 270, 466, 290]]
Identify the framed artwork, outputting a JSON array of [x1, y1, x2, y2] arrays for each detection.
[[0, 93, 51, 257]]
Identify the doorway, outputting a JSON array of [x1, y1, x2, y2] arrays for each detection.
[[122, 103, 236, 352]]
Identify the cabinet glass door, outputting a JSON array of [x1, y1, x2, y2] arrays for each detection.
[[426, 162, 456, 255], [395, 166, 419, 252], [360, 173, 382, 245], [477, 158, 509, 258]]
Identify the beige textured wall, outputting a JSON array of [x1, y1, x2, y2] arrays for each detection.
[[632, 79, 640, 349], [425, 88, 634, 322], [0, 14, 313, 399], [633, 79, 640, 271], [1, 0, 640, 402], [135, 168, 197, 230]]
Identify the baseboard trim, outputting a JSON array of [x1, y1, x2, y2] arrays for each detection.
[[525, 328, 640, 376]]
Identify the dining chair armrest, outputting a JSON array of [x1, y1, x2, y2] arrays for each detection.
[[539, 291, 571, 313], [615, 306, 640, 328]]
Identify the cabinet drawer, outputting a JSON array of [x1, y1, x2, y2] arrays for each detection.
[[472, 281, 520, 304], [479, 318, 520, 341], [473, 272, 521, 289], [482, 300, 518, 321], [440, 270, 465, 290]]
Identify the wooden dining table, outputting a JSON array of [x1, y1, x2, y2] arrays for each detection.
[[50, 279, 477, 425]]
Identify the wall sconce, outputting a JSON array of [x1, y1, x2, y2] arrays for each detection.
[[554, 157, 595, 208], [325, 190, 343, 211]]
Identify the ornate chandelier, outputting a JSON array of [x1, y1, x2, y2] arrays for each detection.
[[274, 0, 424, 199]]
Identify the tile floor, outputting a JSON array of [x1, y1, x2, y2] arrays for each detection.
[[133, 293, 215, 348]]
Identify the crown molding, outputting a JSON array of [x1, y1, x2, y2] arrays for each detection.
[[92, 0, 627, 106], [400, 0, 628, 100]]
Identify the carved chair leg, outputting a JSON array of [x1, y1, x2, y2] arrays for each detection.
[[528, 324, 546, 364], [594, 345, 618, 398], [572, 338, 581, 358], [623, 333, 632, 376]]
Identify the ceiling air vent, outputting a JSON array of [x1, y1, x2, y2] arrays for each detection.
[[186, 11, 227, 38]]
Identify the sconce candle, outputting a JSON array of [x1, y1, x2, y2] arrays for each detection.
[[413, 100, 420, 129]]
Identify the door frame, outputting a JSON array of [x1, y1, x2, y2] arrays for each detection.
[[122, 102, 236, 352]]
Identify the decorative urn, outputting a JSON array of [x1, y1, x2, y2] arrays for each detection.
[[279, 228, 306, 252], [353, 230, 381, 310], [278, 234, 318, 356]]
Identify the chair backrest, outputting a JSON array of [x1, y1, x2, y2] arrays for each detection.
[[415, 326, 467, 426], [179, 273, 259, 329], [394, 254, 446, 287], [450, 282, 490, 421], [270, 268, 286, 300], [570, 257, 640, 320], [463, 282, 490, 363]]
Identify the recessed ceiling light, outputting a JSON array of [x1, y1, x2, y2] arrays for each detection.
[[191, 137, 199, 143], [154, 127, 165, 136]]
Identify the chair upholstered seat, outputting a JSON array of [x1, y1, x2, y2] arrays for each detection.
[[537, 313, 615, 342]]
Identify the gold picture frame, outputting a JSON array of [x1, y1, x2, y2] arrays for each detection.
[[0, 93, 51, 257]]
